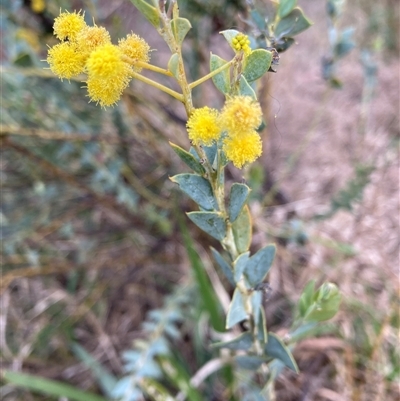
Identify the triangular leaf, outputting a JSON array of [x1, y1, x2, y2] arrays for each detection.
[[278, 0, 297, 19], [168, 53, 180, 79], [203, 143, 217, 166], [212, 332, 253, 350], [257, 308, 268, 343], [210, 247, 235, 286], [234, 355, 266, 370], [169, 142, 206, 175], [244, 244, 276, 287], [220, 29, 240, 50], [129, 0, 159, 28], [264, 333, 298, 373], [238, 75, 256, 99], [275, 7, 313, 38], [226, 288, 247, 328], [170, 17, 191, 45], [233, 252, 250, 283], [251, 291, 263, 326], [232, 205, 252, 254], [229, 183, 250, 222], [187, 211, 226, 241], [170, 174, 215, 210], [210, 53, 230, 95]]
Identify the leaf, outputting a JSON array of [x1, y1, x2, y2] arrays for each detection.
[[257, 308, 268, 343], [233, 251, 250, 283], [298, 280, 316, 318], [251, 291, 263, 326], [232, 205, 252, 254], [129, 0, 159, 28], [170, 18, 191, 45], [170, 173, 216, 211], [304, 282, 341, 322], [210, 247, 235, 286], [212, 332, 253, 350], [278, 0, 297, 19], [229, 183, 250, 222], [203, 143, 217, 166], [238, 75, 256, 99], [169, 142, 205, 175], [250, 9, 266, 30], [234, 355, 266, 370], [275, 7, 313, 38], [243, 49, 273, 82], [210, 53, 231, 95], [244, 244, 276, 287], [159, 356, 203, 401], [274, 37, 295, 53], [168, 53, 180, 79], [264, 333, 299, 373], [179, 218, 224, 332], [71, 343, 117, 398], [187, 211, 226, 241], [226, 288, 248, 328], [220, 29, 240, 49], [111, 376, 142, 400], [1, 370, 108, 401]]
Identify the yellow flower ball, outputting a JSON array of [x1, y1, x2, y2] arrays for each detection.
[[76, 26, 111, 56], [220, 96, 262, 137], [86, 73, 131, 107], [86, 43, 130, 79], [223, 131, 262, 168], [53, 10, 86, 41], [187, 107, 222, 146], [118, 33, 151, 72], [47, 41, 86, 79]]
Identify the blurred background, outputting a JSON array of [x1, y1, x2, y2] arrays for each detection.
[[1, 0, 399, 400]]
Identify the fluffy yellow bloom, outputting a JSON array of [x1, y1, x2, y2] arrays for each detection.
[[220, 96, 262, 136], [76, 26, 111, 56], [187, 107, 221, 146], [47, 41, 86, 79], [232, 33, 251, 56], [86, 74, 131, 107], [223, 131, 262, 168], [53, 10, 86, 41], [86, 43, 130, 79], [118, 33, 150, 72]]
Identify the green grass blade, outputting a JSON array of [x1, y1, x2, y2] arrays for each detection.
[[2, 370, 108, 401], [178, 215, 224, 332]]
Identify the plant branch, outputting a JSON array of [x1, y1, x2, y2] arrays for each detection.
[[130, 71, 184, 101], [188, 59, 233, 89]]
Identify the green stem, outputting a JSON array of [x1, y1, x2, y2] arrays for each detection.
[[135, 60, 174, 76], [121, 56, 173, 76], [152, 2, 259, 355], [130, 71, 184, 101], [188, 60, 233, 89]]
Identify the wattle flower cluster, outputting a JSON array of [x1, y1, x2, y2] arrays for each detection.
[[232, 32, 252, 56], [186, 96, 263, 168], [47, 11, 150, 107]]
